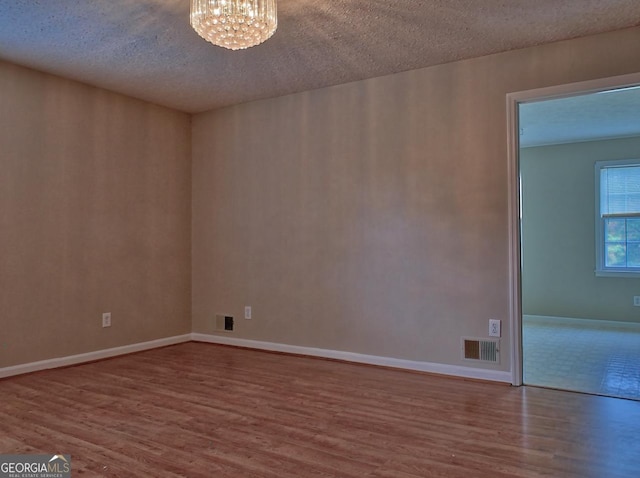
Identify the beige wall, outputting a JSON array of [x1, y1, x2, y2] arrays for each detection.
[[192, 27, 640, 371], [3, 26, 640, 374], [521, 137, 640, 322], [0, 61, 192, 367]]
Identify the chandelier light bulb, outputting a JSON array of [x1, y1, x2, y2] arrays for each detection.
[[190, 0, 277, 51]]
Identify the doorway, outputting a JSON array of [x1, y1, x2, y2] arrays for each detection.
[[507, 73, 640, 400]]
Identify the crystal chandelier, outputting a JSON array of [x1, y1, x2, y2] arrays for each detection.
[[190, 0, 277, 51]]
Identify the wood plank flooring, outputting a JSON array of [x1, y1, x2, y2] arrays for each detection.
[[1, 342, 639, 477]]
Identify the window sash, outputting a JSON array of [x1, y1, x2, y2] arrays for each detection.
[[602, 212, 640, 218], [595, 159, 640, 276], [600, 165, 640, 216], [603, 216, 640, 269]]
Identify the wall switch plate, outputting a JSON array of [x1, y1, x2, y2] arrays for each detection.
[[489, 319, 501, 337], [244, 306, 252, 320], [102, 312, 111, 328], [634, 296, 640, 307]]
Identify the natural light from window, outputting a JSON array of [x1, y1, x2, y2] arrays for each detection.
[[596, 159, 640, 275]]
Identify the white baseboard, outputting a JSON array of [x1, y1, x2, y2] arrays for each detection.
[[1, 333, 512, 383], [191, 333, 512, 383], [524, 314, 640, 330], [0, 334, 192, 379]]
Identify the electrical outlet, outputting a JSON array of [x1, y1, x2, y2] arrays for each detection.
[[489, 319, 501, 337], [244, 306, 252, 320], [634, 296, 640, 307], [102, 312, 111, 328]]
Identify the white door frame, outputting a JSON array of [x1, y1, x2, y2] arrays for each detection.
[[506, 72, 640, 386]]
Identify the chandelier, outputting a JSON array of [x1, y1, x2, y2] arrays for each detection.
[[190, 0, 277, 51]]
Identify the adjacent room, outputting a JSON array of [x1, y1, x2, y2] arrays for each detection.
[[2, 1, 640, 476], [519, 89, 640, 400]]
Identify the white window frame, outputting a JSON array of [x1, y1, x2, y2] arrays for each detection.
[[595, 158, 640, 277]]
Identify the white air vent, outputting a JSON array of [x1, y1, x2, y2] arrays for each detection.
[[462, 337, 499, 363]]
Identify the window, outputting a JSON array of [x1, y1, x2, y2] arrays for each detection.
[[596, 159, 640, 276]]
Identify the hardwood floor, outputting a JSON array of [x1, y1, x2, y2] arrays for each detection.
[[1, 342, 639, 477]]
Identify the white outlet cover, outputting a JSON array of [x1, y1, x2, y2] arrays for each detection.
[[489, 319, 501, 337], [244, 306, 252, 319], [102, 312, 111, 327]]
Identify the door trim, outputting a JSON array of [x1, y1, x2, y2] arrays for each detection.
[[506, 72, 640, 386]]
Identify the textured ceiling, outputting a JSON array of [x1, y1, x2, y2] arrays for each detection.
[[0, 1, 639, 113]]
